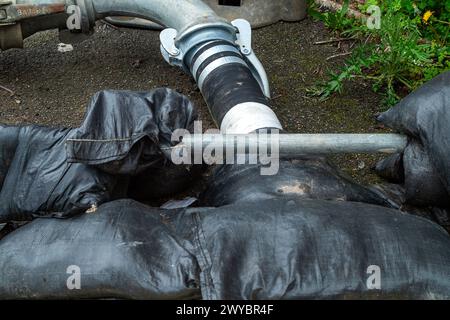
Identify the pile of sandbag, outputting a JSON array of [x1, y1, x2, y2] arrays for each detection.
[[0, 88, 197, 223], [1, 198, 449, 299], [0, 72, 450, 300], [376, 71, 450, 226]]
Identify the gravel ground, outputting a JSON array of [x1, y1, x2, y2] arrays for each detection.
[[0, 17, 389, 184]]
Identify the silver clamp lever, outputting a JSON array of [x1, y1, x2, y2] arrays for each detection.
[[160, 19, 271, 98], [231, 19, 271, 98], [159, 28, 184, 68]]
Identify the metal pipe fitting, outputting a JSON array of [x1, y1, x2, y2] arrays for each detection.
[[1, 0, 283, 134], [89, 0, 224, 34], [84, 1, 279, 134], [161, 18, 282, 134], [0, 0, 231, 46]]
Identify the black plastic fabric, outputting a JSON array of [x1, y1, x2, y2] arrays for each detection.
[[2, 82, 450, 300], [376, 71, 450, 207], [0, 125, 119, 223], [0, 199, 201, 300], [375, 153, 404, 184], [66, 89, 197, 175], [201, 63, 269, 125], [403, 141, 450, 207], [179, 198, 450, 300], [2, 198, 450, 300], [0, 89, 197, 223], [200, 158, 398, 208], [66, 89, 198, 201], [0, 125, 19, 190]]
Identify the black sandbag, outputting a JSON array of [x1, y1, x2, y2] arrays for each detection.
[[0, 89, 198, 222], [179, 199, 450, 300], [376, 71, 450, 206], [0, 125, 119, 223], [3, 198, 450, 300], [377, 143, 450, 207], [403, 141, 450, 207], [66, 89, 199, 200], [0, 199, 201, 300], [0, 125, 19, 190], [66, 89, 197, 176], [375, 153, 404, 183], [200, 158, 397, 208]]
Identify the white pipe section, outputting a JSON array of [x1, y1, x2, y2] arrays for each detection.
[[220, 102, 283, 134]]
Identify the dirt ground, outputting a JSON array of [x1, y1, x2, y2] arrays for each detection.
[[0, 17, 389, 184]]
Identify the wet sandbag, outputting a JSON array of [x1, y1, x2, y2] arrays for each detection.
[[0, 125, 119, 223], [0, 199, 201, 300], [181, 199, 450, 300], [376, 71, 450, 206], [200, 158, 397, 208]]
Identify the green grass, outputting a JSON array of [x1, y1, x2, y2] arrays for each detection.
[[309, 0, 450, 107]]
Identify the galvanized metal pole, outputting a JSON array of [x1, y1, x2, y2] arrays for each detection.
[[176, 133, 408, 156]]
